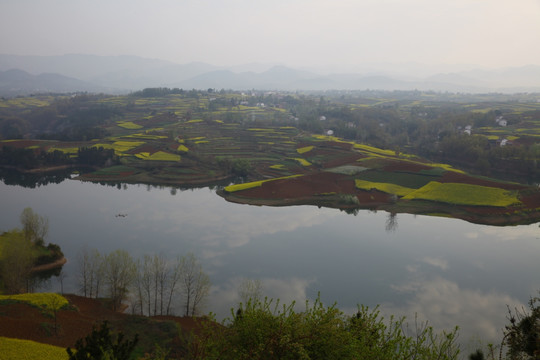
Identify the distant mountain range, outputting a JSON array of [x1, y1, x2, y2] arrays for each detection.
[[1, 54, 539, 96], [0, 69, 112, 97]]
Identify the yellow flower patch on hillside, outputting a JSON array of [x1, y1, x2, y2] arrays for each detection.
[[117, 121, 143, 130], [402, 182, 520, 207], [224, 175, 303, 193], [353, 144, 396, 156], [355, 179, 415, 197], [135, 151, 181, 161], [289, 158, 312, 166], [296, 146, 314, 154], [0, 337, 68, 360], [48, 147, 79, 154], [0, 293, 69, 309], [92, 141, 145, 155]]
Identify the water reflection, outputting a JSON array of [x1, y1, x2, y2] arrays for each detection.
[[385, 212, 398, 232], [0, 167, 74, 188], [0, 179, 539, 349], [384, 275, 525, 345]]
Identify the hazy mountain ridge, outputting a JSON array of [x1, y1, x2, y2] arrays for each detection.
[[0, 54, 539, 96], [0, 69, 113, 97]]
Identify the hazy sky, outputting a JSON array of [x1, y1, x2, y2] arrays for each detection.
[[2, 0, 540, 69]]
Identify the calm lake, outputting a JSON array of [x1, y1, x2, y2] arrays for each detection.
[[1, 176, 539, 349]]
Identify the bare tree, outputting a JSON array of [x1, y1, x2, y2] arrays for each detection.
[[133, 258, 145, 315], [57, 269, 67, 295], [77, 247, 91, 297], [133, 254, 183, 316], [152, 254, 169, 316], [165, 255, 183, 315], [91, 250, 104, 299], [141, 255, 152, 315], [238, 278, 262, 304], [77, 247, 103, 298], [103, 250, 136, 311], [180, 253, 211, 316], [19, 207, 49, 246], [133, 254, 153, 316]]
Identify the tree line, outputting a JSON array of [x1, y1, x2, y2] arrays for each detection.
[[0, 145, 118, 169], [77, 248, 210, 316]]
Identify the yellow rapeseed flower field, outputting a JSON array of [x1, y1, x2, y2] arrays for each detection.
[[0, 337, 68, 360], [47, 147, 79, 154], [296, 146, 314, 154], [402, 182, 521, 207], [92, 141, 145, 155], [353, 144, 396, 156], [117, 121, 143, 130], [355, 179, 415, 197], [290, 158, 312, 166], [0, 293, 69, 309], [135, 151, 181, 161]]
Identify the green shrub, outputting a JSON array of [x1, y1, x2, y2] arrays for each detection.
[[503, 293, 540, 359], [193, 296, 460, 360], [66, 321, 138, 360]]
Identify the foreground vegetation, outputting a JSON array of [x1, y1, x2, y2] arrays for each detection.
[[1, 291, 539, 359], [196, 296, 461, 360]]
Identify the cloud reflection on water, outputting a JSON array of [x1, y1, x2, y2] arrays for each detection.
[[386, 275, 525, 346], [1, 181, 539, 348], [209, 276, 315, 321]]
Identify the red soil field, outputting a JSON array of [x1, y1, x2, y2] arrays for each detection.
[[0, 295, 208, 350]]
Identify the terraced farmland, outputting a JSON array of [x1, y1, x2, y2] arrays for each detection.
[[1, 91, 539, 224]]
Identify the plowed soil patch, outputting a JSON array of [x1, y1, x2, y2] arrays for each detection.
[[0, 295, 121, 348], [240, 172, 356, 199], [0, 140, 45, 149], [321, 154, 364, 168], [0, 295, 207, 349], [128, 144, 159, 154], [520, 191, 540, 208]]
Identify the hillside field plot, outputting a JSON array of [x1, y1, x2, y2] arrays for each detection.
[[402, 182, 521, 207]]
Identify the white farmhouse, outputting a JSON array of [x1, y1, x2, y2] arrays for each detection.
[[495, 116, 507, 127]]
